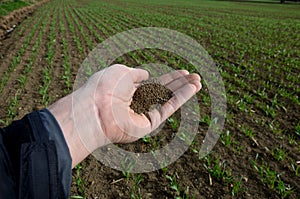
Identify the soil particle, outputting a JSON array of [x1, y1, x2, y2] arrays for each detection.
[[130, 79, 173, 118]]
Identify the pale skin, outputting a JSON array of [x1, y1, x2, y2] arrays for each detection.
[[48, 64, 201, 168]]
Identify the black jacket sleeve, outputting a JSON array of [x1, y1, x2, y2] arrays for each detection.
[[0, 109, 72, 199]]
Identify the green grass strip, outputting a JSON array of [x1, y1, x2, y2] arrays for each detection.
[[0, 1, 30, 17]]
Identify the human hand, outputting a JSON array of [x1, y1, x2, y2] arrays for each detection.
[[49, 64, 201, 167], [94, 64, 202, 144]]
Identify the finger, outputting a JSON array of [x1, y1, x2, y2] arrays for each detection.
[[191, 78, 202, 92], [148, 83, 197, 130], [158, 70, 189, 85], [165, 74, 201, 92], [130, 68, 149, 83]]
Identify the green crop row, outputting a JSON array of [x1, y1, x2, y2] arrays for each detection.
[[2, 0, 298, 198], [4, 6, 50, 124], [39, 7, 58, 106], [0, 11, 46, 95]]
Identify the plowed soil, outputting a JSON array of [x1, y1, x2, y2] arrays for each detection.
[[0, 0, 299, 199]]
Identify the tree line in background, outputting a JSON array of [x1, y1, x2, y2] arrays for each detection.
[[280, 0, 299, 3]]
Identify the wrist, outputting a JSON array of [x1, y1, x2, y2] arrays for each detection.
[[48, 90, 109, 167], [48, 93, 89, 168]]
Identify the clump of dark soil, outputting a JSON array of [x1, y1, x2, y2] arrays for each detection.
[[130, 79, 173, 118]]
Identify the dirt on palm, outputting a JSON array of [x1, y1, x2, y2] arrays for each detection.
[[130, 79, 173, 118]]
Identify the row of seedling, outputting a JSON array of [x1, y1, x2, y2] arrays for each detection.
[[0, 12, 45, 95], [251, 157, 294, 198], [68, 7, 93, 50], [72, 7, 104, 43], [58, 9, 72, 92], [5, 9, 50, 123], [64, 6, 83, 55], [39, 8, 58, 106]]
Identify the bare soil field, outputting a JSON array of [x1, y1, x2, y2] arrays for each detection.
[[0, 0, 299, 198]]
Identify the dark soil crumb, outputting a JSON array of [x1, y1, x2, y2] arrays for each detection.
[[130, 79, 173, 118]]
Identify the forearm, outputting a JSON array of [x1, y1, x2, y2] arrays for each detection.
[[48, 93, 90, 168]]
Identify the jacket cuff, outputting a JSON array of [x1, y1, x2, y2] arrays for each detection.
[[39, 108, 72, 198]]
